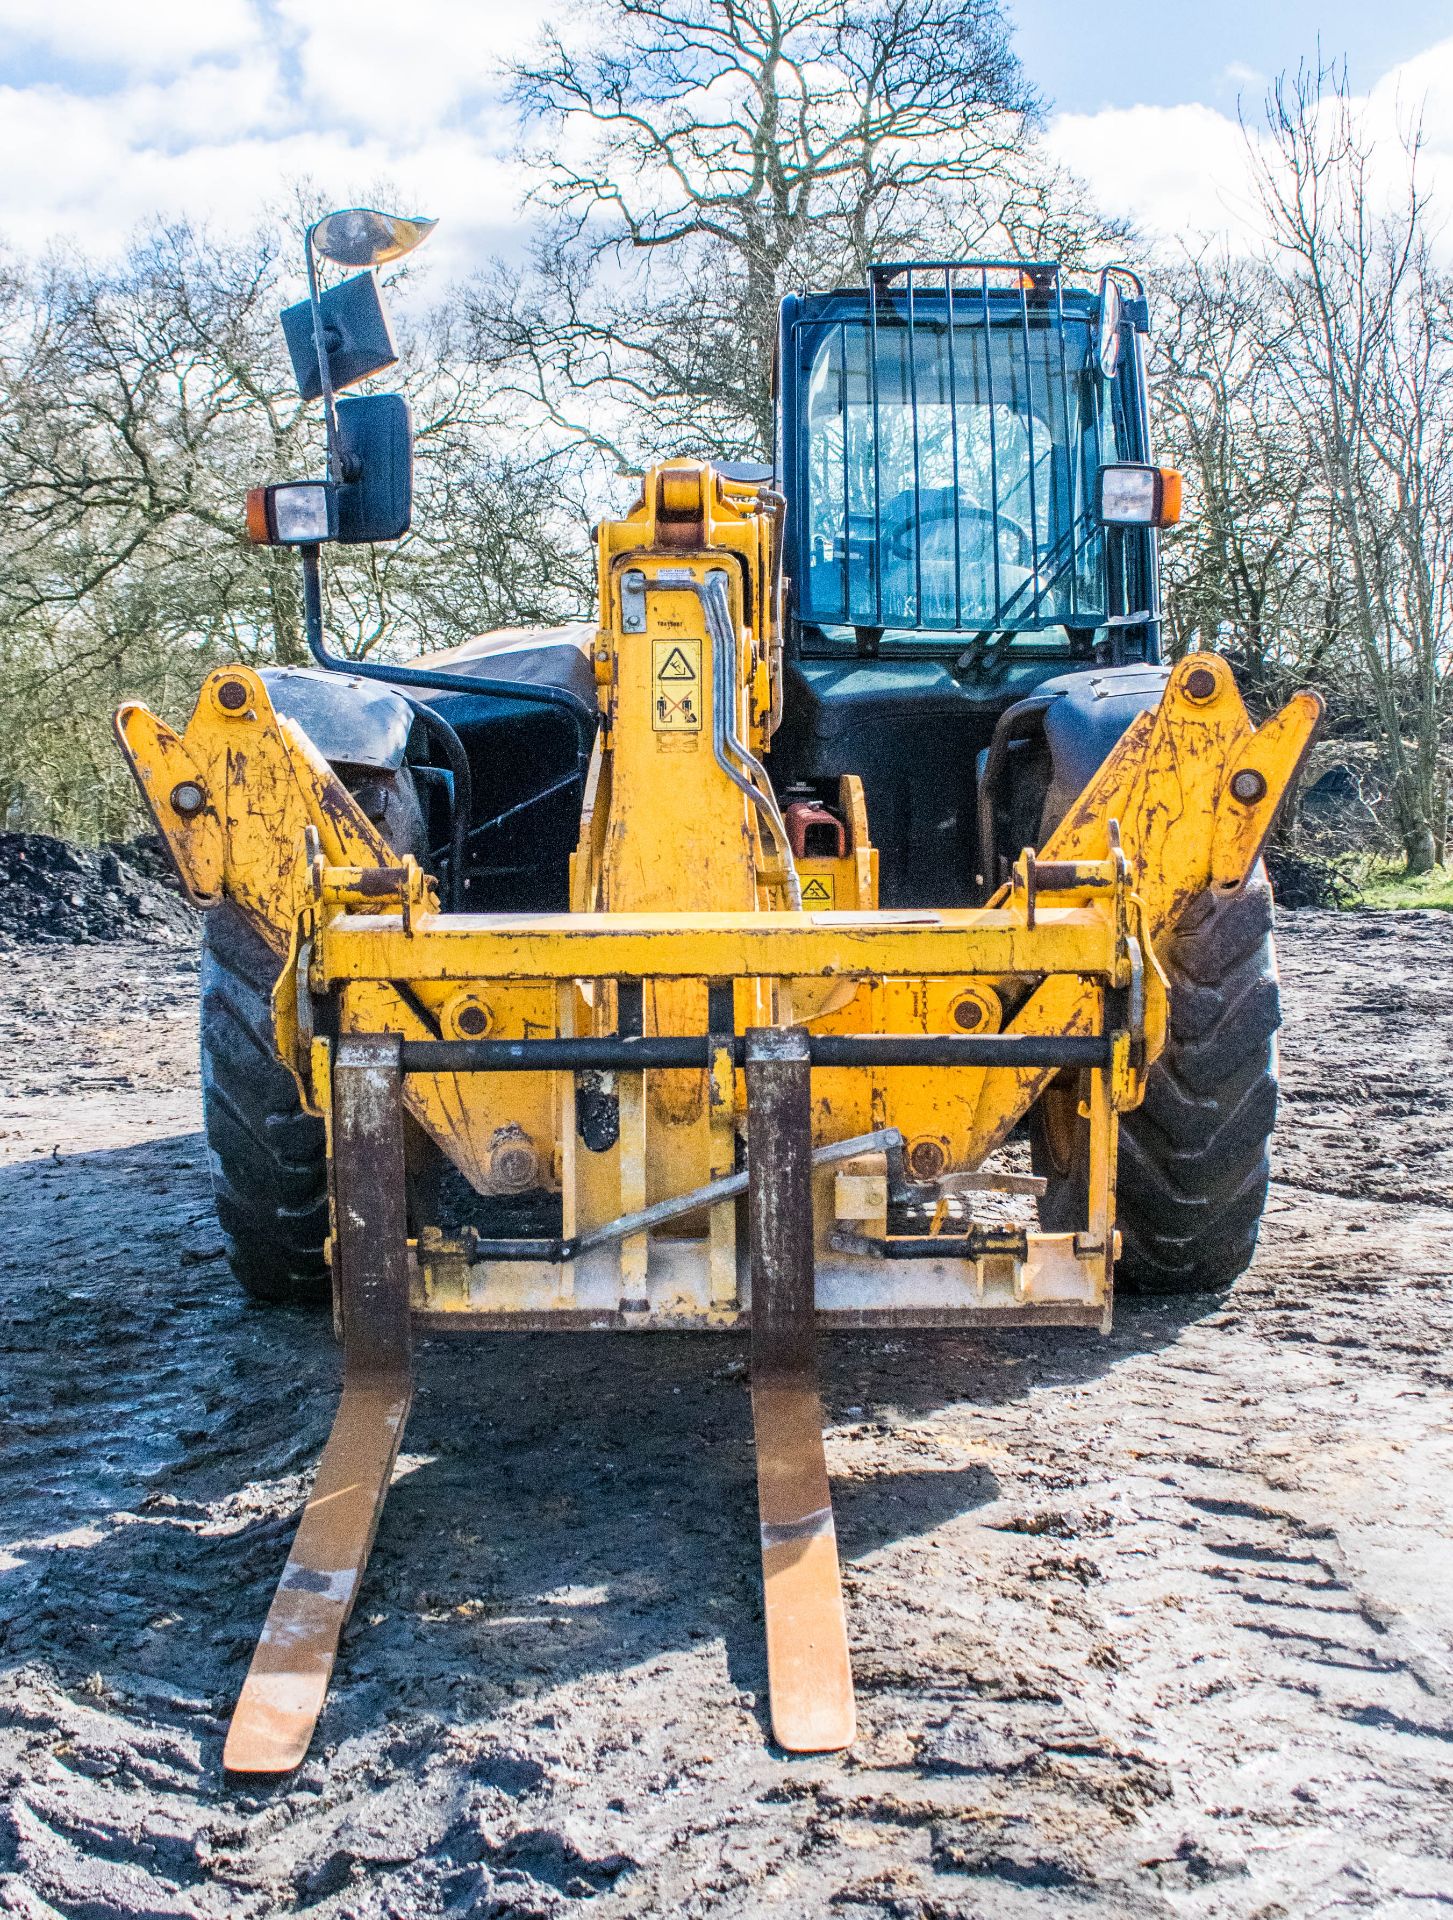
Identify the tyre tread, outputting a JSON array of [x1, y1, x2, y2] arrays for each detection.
[[200, 905, 330, 1305], [1033, 869, 1280, 1296]]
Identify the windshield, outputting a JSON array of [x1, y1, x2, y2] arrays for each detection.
[[798, 296, 1112, 638]]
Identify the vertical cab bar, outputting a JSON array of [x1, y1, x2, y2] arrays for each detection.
[[745, 1026, 856, 1753], [1018, 275, 1041, 605], [945, 265, 963, 627], [981, 267, 1003, 619], [906, 266, 922, 625]]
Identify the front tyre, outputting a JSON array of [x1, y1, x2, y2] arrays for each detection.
[[200, 906, 331, 1304], [1032, 867, 1281, 1295]]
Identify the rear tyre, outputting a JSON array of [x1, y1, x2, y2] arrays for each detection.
[[1031, 867, 1280, 1295], [198, 767, 426, 1305]]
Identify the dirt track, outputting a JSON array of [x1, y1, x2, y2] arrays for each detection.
[[1, 910, 1451, 1918]]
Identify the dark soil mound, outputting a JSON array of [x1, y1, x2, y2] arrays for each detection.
[[0, 832, 196, 948]]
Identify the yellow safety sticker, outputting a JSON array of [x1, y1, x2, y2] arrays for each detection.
[[652, 639, 702, 732], [800, 873, 835, 906]]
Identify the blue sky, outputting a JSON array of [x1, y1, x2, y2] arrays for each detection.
[[1011, 0, 1452, 114], [0, 1, 1449, 276]]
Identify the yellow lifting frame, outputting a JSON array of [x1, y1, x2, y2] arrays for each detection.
[[116, 646, 1320, 1342], [113, 497, 1322, 1781]]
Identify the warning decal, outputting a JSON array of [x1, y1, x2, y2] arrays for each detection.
[[651, 638, 702, 732], [800, 873, 836, 906]]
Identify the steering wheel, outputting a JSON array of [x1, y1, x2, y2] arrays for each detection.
[[888, 494, 1035, 571]]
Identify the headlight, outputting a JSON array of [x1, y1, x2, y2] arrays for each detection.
[[1098, 464, 1182, 529], [245, 481, 339, 545]]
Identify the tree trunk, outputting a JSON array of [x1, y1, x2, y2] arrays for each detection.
[[1403, 824, 1437, 876]]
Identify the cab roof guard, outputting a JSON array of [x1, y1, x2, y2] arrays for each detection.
[[868, 260, 1146, 300]]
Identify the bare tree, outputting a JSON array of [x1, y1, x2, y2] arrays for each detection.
[[1154, 250, 1341, 708], [0, 222, 589, 838], [476, 0, 1121, 465], [1251, 62, 1451, 871], [1156, 65, 1453, 874]]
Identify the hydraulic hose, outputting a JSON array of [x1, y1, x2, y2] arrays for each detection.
[[298, 542, 598, 912], [299, 545, 598, 740], [654, 568, 801, 908], [975, 692, 1058, 899], [755, 485, 788, 737], [708, 579, 801, 908]]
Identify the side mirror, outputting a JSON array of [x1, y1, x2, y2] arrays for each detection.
[[1096, 275, 1123, 380], [249, 208, 429, 550], [281, 272, 398, 403], [336, 393, 413, 543], [243, 397, 413, 547]]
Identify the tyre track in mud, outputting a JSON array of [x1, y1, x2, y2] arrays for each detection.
[[0, 910, 1450, 1918]]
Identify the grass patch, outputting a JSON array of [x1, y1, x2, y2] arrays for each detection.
[[1354, 859, 1453, 910]]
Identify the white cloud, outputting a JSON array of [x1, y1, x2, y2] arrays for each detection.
[[109, 54, 287, 146], [0, 5, 1449, 293], [0, 0, 260, 73], [1048, 36, 1453, 260], [0, 1, 559, 273], [1048, 101, 1264, 251], [0, 83, 527, 282], [271, 0, 551, 136]]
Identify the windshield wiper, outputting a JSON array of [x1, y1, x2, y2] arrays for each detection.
[[954, 524, 1090, 670]]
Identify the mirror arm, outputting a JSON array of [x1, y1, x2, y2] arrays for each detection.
[[297, 545, 599, 781], [300, 540, 325, 655], [305, 223, 342, 484]]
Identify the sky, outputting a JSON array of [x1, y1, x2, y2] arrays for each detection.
[[0, 0, 1449, 283], [1018, 1, 1453, 248], [1011, 1, 1452, 115]]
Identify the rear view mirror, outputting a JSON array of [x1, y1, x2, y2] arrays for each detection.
[[1096, 275, 1123, 380], [311, 207, 436, 268], [336, 393, 413, 543], [281, 272, 398, 403], [245, 396, 412, 547]]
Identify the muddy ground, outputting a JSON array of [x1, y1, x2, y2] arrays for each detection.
[[1, 910, 1450, 1919]]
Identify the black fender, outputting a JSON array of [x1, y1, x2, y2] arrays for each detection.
[[1037, 663, 1171, 827], [976, 664, 1170, 890], [258, 665, 413, 772]]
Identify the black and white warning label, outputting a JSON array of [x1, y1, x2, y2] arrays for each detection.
[[651, 638, 702, 732]]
